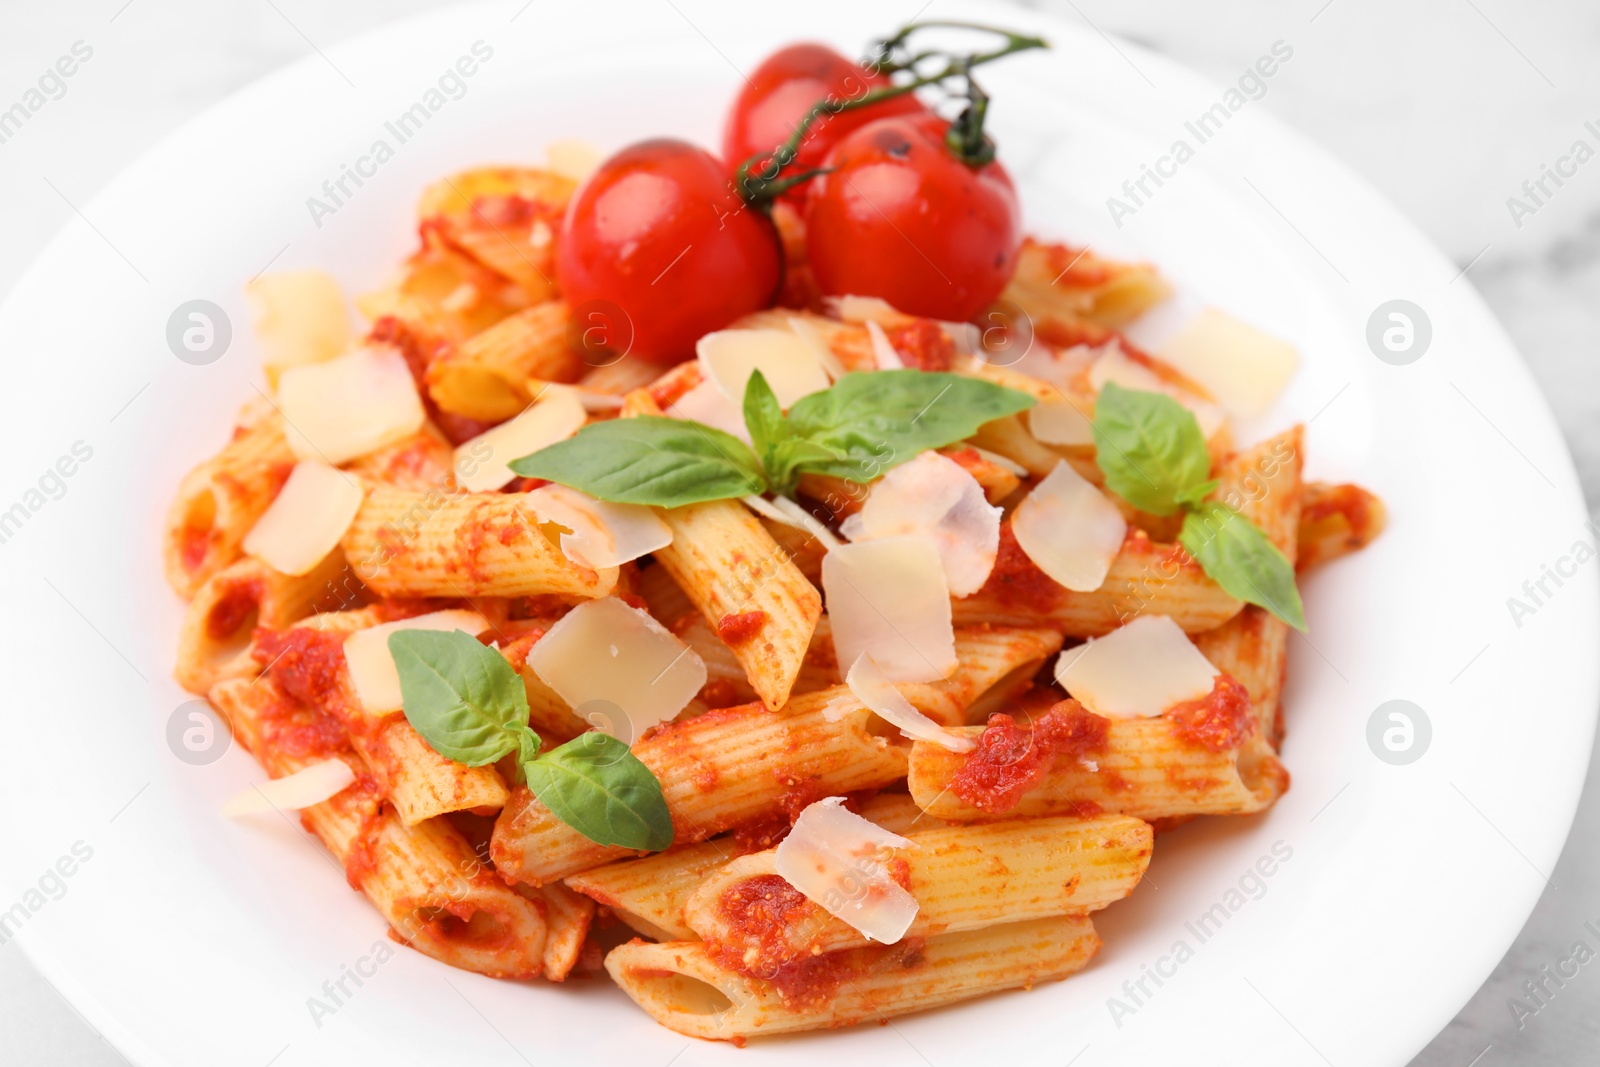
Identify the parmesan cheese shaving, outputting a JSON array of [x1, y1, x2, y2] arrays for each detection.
[[1053, 615, 1219, 718], [864, 320, 904, 369], [345, 610, 491, 715], [826, 294, 902, 325], [222, 758, 356, 818], [545, 138, 604, 182], [527, 598, 706, 744], [1088, 345, 1226, 439], [278, 346, 427, 465], [668, 379, 750, 442], [526, 483, 672, 569], [822, 536, 957, 684], [741, 494, 841, 551], [242, 461, 364, 576], [1028, 397, 1096, 447], [454, 388, 587, 493], [838, 452, 1000, 597], [1010, 461, 1126, 593], [697, 329, 831, 409], [774, 797, 919, 944], [1156, 308, 1299, 420], [847, 654, 975, 751], [786, 316, 847, 379], [246, 270, 351, 385]]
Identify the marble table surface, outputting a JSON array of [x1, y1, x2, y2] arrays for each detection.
[[1, 1, 1595, 1064]]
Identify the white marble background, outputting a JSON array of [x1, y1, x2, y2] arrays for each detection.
[[0, 1, 1595, 1064]]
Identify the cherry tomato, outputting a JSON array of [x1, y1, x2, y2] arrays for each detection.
[[557, 139, 781, 364], [804, 114, 1022, 322], [722, 43, 926, 201]]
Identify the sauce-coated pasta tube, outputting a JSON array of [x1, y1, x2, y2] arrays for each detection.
[[490, 695, 908, 885], [164, 415, 296, 598], [342, 484, 617, 599], [210, 677, 547, 978], [955, 525, 1243, 636], [174, 552, 347, 694], [685, 814, 1150, 964], [564, 795, 929, 942], [605, 915, 1100, 1041], [425, 302, 583, 421], [908, 695, 1287, 822]]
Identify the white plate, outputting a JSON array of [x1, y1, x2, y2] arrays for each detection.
[[0, 2, 1592, 1065]]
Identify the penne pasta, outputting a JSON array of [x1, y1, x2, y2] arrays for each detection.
[[685, 814, 1150, 963], [163, 415, 297, 598], [342, 485, 617, 599], [605, 914, 1100, 1040], [1002, 238, 1171, 329], [210, 677, 548, 978], [174, 552, 348, 694], [425, 302, 584, 422], [490, 696, 907, 885]]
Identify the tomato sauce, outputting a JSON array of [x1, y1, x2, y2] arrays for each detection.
[[253, 627, 348, 710], [885, 318, 955, 372], [1166, 675, 1255, 752], [179, 524, 213, 573], [206, 579, 262, 640], [1032, 240, 1117, 288], [950, 700, 1110, 814], [975, 521, 1065, 612], [716, 610, 768, 645]]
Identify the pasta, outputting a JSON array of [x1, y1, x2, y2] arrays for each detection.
[[162, 49, 1386, 1039]]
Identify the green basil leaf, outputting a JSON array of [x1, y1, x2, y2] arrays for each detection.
[[1179, 501, 1307, 632], [525, 732, 673, 851], [1092, 382, 1214, 516], [743, 369, 786, 472], [509, 416, 766, 507], [784, 370, 1034, 483], [389, 629, 532, 766]]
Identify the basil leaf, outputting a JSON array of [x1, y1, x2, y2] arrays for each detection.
[[743, 369, 785, 472], [525, 732, 673, 851], [784, 370, 1034, 483], [1179, 501, 1307, 632], [1092, 382, 1214, 516], [389, 629, 531, 766], [510, 416, 766, 507]]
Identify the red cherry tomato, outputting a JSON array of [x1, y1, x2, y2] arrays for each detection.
[[557, 139, 781, 364], [722, 43, 926, 201], [804, 114, 1022, 322]]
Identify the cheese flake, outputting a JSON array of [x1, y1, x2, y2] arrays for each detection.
[[1156, 308, 1299, 420], [1052, 615, 1219, 718], [838, 452, 1000, 597], [222, 758, 356, 818], [846, 655, 975, 751], [773, 797, 918, 944], [526, 483, 672, 569], [822, 536, 957, 684], [697, 329, 831, 409], [278, 346, 427, 464], [668, 379, 750, 442], [242, 461, 364, 576], [1011, 461, 1127, 593], [527, 597, 706, 744], [545, 138, 604, 182], [246, 269, 350, 385], [1028, 396, 1096, 447], [345, 610, 491, 715], [454, 389, 587, 492], [864, 320, 904, 369]]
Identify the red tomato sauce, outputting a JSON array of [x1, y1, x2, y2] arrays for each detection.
[[1166, 675, 1255, 752], [206, 579, 262, 639], [950, 700, 1110, 814], [885, 318, 955, 372], [716, 610, 768, 645], [975, 521, 1065, 612], [253, 627, 348, 710]]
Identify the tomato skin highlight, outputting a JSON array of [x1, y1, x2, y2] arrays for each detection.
[[557, 139, 782, 364], [722, 43, 926, 202], [804, 114, 1022, 322]]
